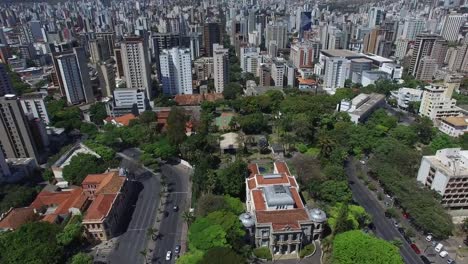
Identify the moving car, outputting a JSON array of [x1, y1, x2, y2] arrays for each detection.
[[175, 245, 181, 254], [420, 256, 431, 264], [173, 205, 179, 212], [435, 243, 444, 253], [410, 244, 421, 254], [166, 251, 172, 261], [439, 250, 449, 258], [447, 258, 456, 264]]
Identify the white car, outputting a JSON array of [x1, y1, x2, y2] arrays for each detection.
[[425, 235, 433, 242], [435, 243, 444, 253], [166, 251, 172, 261], [439, 250, 449, 258]]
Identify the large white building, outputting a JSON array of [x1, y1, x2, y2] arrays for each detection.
[[290, 42, 314, 69], [121, 37, 152, 99], [395, 38, 410, 60], [19, 92, 50, 124], [240, 46, 261, 74], [402, 18, 425, 41], [439, 116, 468, 137], [419, 83, 461, 120], [323, 57, 350, 94], [336, 93, 385, 123], [213, 44, 229, 93], [390, 87, 423, 109], [159, 47, 193, 95], [271, 59, 285, 87], [265, 22, 287, 50], [441, 13, 467, 42], [417, 148, 468, 221]]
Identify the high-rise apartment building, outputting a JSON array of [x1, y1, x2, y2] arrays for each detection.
[[265, 22, 287, 50], [240, 46, 261, 74], [159, 47, 193, 95], [409, 34, 439, 77], [89, 38, 111, 63], [271, 59, 285, 87], [402, 18, 425, 41], [95, 32, 115, 59], [53, 47, 94, 105], [203, 21, 222, 57], [368, 7, 385, 28], [441, 13, 467, 42], [121, 37, 152, 99], [419, 83, 460, 120], [415, 57, 437, 81], [0, 95, 40, 162], [0, 63, 13, 96], [290, 42, 314, 69], [323, 57, 350, 93], [213, 44, 229, 93], [97, 61, 116, 97]]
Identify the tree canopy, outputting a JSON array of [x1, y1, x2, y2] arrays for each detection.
[[167, 107, 188, 146], [62, 153, 108, 184], [332, 230, 403, 264]]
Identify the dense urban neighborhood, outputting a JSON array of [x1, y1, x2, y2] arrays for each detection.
[[1, 0, 468, 264]]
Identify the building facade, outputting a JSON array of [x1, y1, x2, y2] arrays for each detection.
[[121, 37, 152, 99], [159, 47, 193, 95], [213, 44, 229, 93], [19, 92, 50, 124]]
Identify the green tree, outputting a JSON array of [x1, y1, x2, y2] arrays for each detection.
[[0, 222, 64, 264], [56, 221, 82, 246], [62, 153, 107, 184], [188, 219, 228, 251], [167, 107, 188, 146], [328, 203, 371, 233], [205, 211, 245, 245], [143, 138, 177, 160], [414, 117, 435, 144], [223, 82, 243, 100], [236, 113, 269, 134], [89, 102, 107, 125], [70, 253, 93, 264], [217, 160, 248, 197], [176, 249, 204, 264], [139, 110, 157, 125], [429, 133, 459, 154], [0, 184, 38, 214], [201, 247, 246, 264], [332, 230, 403, 264], [43, 169, 55, 182], [316, 180, 352, 204]]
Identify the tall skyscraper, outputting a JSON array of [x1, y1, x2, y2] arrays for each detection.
[[19, 93, 50, 124], [203, 21, 222, 56], [159, 47, 193, 95], [121, 37, 152, 99], [53, 47, 94, 105], [265, 22, 287, 49], [324, 57, 350, 93], [409, 34, 439, 77], [395, 38, 410, 60], [271, 59, 285, 87], [290, 42, 314, 68], [368, 7, 385, 28], [89, 38, 111, 63], [213, 44, 229, 93], [0, 63, 13, 96], [240, 46, 260, 74], [0, 95, 40, 162], [402, 18, 425, 41], [440, 13, 467, 42]]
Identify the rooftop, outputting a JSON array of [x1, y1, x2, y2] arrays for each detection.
[[105, 113, 137, 126], [321, 49, 363, 58], [0, 207, 36, 230], [442, 116, 468, 127]]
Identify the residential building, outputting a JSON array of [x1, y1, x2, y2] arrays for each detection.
[[213, 44, 229, 93], [394, 38, 410, 60], [0, 207, 37, 231], [111, 88, 147, 114], [323, 57, 350, 94], [419, 83, 461, 120], [151, 32, 180, 64], [203, 21, 222, 57], [336, 93, 385, 123], [298, 78, 317, 90], [361, 71, 390, 86], [82, 170, 134, 241], [0, 95, 41, 162], [258, 64, 272, 87], [243, 161, 326, 255], [402, 18, 425, 41], [439, 117, 468, 137], [271, 59, 285, 87], [417, 148, 468, 219], [53, 47, 94, 105], [159, 47, 193, 95], [441, 13, 467, 42], [121, 37, 152, 99], [194, 57, 214, 81], [89, 38, 110, 64], [0, 63, 13, 96], [409, 34, 439, 78], [104, 113, 137, 127], [390, 87, 423, 109], [368, 7, 385, 28], [265, 22, 287, 50], [415, 57, 437, 81], [290, 42, 314, 69], [240, 46, 261, 74], [19, 92, 50, 124], [97, 60, 116, 98]]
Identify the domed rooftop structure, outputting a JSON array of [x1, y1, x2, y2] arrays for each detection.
[[308, 208, 327, 222], [239, 212, 255, 228]]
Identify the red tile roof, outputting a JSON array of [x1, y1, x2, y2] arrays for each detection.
[[30, 191, 72, 210], [174, 93, 224, 106], [0, 207, 36, 230], [290, 187, 304, 209], [274, 161, 291, 175], [247, 178, 257, 190], [83, 193, 117, 221], [54, 188, 87, 215], [298, 78, 316, 86], [256, 209, 310, 231], [256, 173, 290, 185], [105, 113, 136, 126], [248, 163, 259, 177], [82, 171, 117, 187], [252, 190, 266, 211]]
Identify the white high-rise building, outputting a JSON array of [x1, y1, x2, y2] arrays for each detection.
[[368, 7, 385, 28], [213, 44, 229, 93], [121, 37, 152, 99], [419, 83, 460, 120], [19, 93, 50, 124], [159, 47, 193, 95], [402, 18, 425, 41], [395, 38, 410, 60], [323, 57, 350, 94], [271, 59, 285, 87], [441, 14, 468, 42]]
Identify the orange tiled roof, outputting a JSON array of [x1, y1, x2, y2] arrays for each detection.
[[290, 187, 304, 209], [247, 178, 257, 190], [30, 191, 72, 209], [83, 193, 117, 221], [298, 78, 316, 85], [82, 171, 116, 186], [0, 207, 36, 230], [252, 190, 266, 211], [255, 209, 309, 231], [256, 173, 290, 185], [248, 163, 259, 177], [275, 161, 291, 175], [113, 113, 136, 126], [175, 93, 224, 106], [54, 188, 87, 215]]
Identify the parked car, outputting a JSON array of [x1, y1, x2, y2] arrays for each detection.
[[410, 244, 421, 254], [439, 251, 449, 258], [397, 227, 405, 234], [420, 256, 431, 264], [166, 251, 172, 261], [447, 258, 455, 264], [175, 245, 181, 254], [173, 205, 178, 212], [435, 243, 444, 253], [425, 235, 433, 242], [392, 220, 399, 228], [403, 212, 410, 219], [403, 235, 412, 244]]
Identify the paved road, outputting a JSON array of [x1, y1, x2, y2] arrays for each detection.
[[151, 163, 191, 264], [345, 159, 424, 264], [107, 154, 162, 264]]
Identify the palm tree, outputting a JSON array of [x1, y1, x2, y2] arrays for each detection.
[[182, 211, 195, 225], [139, 249, 148, 263], [147, 227, 158, 240]]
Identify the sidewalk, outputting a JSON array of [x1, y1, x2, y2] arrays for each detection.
[[179, 164, 193, 255]]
